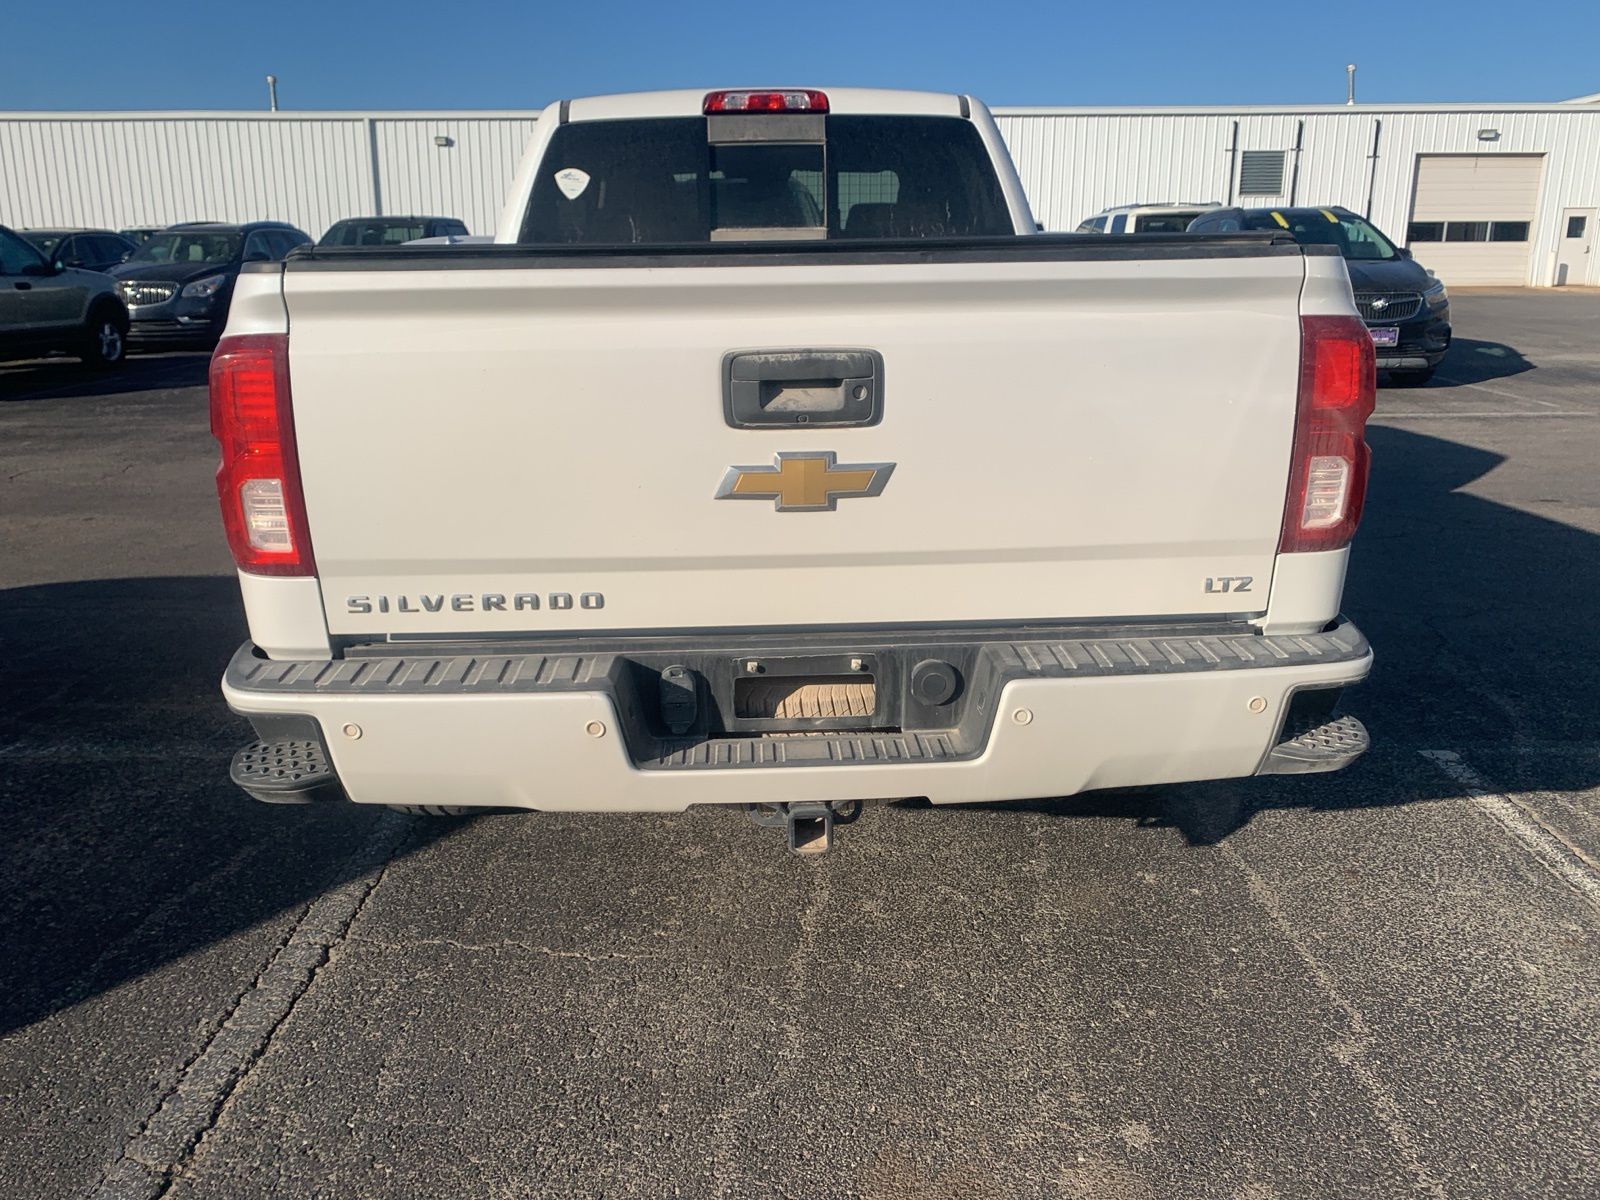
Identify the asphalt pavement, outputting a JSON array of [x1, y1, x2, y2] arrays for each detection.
[[2, 291, 1598, 1199]]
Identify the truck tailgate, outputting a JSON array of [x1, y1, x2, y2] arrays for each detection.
[[282, 251, 1306, 636]]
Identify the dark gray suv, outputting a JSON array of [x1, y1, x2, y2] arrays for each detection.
[[0, 224, 129, 368], [107, 221, 310, 348]]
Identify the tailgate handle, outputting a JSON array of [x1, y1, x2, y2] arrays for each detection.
[[722, 349, 884, 429]]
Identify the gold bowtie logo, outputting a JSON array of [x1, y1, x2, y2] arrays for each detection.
[[716, 451, 895, 512]]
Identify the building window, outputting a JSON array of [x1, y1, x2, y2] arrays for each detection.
[[1567, 215, 1588, 239], [1238, 150, 1286, 195], [1414, 220, 1528, 243]]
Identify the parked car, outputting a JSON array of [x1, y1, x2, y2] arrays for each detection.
[[319, 216, 470, 247], [1187, 205, 1450, 384], [107, 221, 311, 348], [19, 228, 139, 273], [1076, 202, 1218, 234], [0, 224, 129, 367], [120, 226, 165, 246], [213, 86, 1375, 854]]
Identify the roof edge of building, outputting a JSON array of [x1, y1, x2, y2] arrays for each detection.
[[993, 102, 1600, 117], [2, 99, 1599, 122], [0, 110, 547, 121]]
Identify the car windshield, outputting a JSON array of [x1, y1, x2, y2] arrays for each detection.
[[23, 232, 67, 255], [130, 232, 242, 265], [0, 227, 48, 274], [1249, 210, 1398, 261]]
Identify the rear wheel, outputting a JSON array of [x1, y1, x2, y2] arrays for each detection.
[[1386, 366, 1435, 387], [80, 307, 128, 368], [386, 804, 474, 817]]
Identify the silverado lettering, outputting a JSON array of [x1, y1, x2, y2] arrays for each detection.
[[346, 593, 605, 615]]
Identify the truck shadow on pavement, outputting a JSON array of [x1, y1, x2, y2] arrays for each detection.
[[0, 575, 453, 1037], [0, 352, 211, 402], [1423, 337, 1534, 386], [1, 423, 1595, 1031]]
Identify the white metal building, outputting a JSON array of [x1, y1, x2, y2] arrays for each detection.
[[996, 101, 1600, 286], [2, 98, 1597, 286]]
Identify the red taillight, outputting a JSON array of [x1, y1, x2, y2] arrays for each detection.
[[209, 333, 314, 575], [703, 89, 828, 114], [1279, 315, 1376, 554]]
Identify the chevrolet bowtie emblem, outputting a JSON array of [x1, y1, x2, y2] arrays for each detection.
[[715, 451, 895, 512]]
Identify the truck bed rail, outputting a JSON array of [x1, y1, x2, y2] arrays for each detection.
[[272, 230, 1329, 272]]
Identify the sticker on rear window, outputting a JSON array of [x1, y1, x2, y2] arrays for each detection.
[[554, 168, 591, 200]]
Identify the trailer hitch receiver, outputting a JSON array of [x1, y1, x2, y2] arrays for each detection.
[[744, 800, 861, 855]]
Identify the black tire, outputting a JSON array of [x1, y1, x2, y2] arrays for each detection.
[[1386, 366, 1435, 387], [80, 305, 128, 369], [386, 804, 474, 818]]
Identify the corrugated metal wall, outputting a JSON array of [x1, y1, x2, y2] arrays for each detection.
[[996, 106, 1600, 285], [370, 117, 536, 233], [1, 105, 1596, 283], [0, 113, 536, 240]]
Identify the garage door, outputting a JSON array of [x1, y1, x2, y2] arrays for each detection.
[[1405, 155, 1543, 285]]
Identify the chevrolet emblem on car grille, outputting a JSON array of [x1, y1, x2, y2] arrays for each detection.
[[715, 451, 895, 512]]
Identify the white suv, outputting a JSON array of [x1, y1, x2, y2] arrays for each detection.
[[1076, 203, 1218, 234]]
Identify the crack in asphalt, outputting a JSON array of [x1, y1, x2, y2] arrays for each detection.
[[79, 812, 415, 1200], [345, 935, 660, 961], [708, 867, 831, 1198]]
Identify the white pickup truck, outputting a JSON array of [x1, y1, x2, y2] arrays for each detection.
[[215, 87, 1375, 852]]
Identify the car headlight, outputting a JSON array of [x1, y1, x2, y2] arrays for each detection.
[[1423, 278, 1447, 301], [181, 273, 227, 299]]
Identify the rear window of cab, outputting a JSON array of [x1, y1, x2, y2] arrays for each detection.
[[519, 116, 1012, 245]]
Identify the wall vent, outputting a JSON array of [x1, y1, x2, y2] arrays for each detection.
[[1239, 150, 1287, 195]]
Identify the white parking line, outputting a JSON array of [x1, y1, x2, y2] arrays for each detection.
[[1222, 842, 1451, 1200], [84, 812, 413, 1200], [1430, 375, 1563, 407], [1420, 750, 1600, 908]]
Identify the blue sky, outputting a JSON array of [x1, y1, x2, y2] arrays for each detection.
[[5, 0, 1598, 111]]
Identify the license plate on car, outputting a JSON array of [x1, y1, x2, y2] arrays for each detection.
[[1369, 327, 1400, 347]]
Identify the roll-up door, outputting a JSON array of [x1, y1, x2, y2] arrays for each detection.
[[1405, 155, 1543, 285]]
